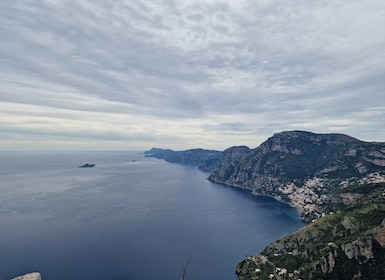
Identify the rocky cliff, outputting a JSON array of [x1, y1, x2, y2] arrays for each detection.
[[11, 272, 41, 280], [206, 131, 385, 280], [145, 131, 385, 279], [208, 131, 385, 222], [198, 145, 250, 172], [236, 182, 385, 280]]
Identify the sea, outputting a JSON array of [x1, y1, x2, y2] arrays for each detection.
[[0, 151, 304, 280]]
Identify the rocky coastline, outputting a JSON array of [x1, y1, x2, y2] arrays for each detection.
[[207, 131, 385, 222], [147, 130, 385, 279]]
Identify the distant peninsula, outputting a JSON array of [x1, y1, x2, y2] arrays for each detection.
[[145, 130, 385, 280], [144, 146, 250, 171], [144, 147, 222, 166]]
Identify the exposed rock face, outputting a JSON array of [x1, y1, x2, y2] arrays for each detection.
[[11, 272, 41, 280], [208, 131, 385, 221], [342, 238, 374, 264], [320, 250, 337, 274], [198, 145, 250, 172]]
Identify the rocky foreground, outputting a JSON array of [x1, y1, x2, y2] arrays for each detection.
[[11, 272, 41, 280]]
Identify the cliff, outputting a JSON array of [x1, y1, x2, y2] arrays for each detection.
[[145, 131, 385, 279], [205, 131, 385, 280], [208, 131, 385, 222], [198, 145, 250, 172]]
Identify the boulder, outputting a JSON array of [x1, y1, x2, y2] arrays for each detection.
[[11, 272, 41, 280]]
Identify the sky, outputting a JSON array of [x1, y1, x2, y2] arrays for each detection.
[[1, 0, 384, 151]]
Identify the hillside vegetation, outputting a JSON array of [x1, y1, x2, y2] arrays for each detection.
[[236, 182, 385, 279]]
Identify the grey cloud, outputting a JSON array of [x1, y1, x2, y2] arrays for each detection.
[[1, 0, 384, 149], [201, 122, 258, 135]]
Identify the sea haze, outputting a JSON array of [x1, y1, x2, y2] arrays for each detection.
[[0, 151, 304, 280]]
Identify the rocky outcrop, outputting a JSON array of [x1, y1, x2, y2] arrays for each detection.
[[342, 238, 374, 264], [320, 250, 337, 274], [78, 163, 95, 168], [11, 272, 41, 280]]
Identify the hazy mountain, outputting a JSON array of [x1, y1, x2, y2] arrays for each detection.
[[144, 147, 221, 166], [198, 145, 250, 172]]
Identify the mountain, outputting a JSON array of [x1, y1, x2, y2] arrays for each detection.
[[198, 145, 250, 172], [144, 147, 221, 166], [208, 130, 385, 222], [144, 146, 250, 172], [146, 131, 385, 279], [203, 130, 385, 280]]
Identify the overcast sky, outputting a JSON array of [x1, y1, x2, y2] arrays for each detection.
[[1, 0, 384, 151]]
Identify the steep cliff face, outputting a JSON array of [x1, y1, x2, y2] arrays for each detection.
[[198, 145, 250, 172], [209, 131, 385, 184], [208, 131, 385, 221], [236, 184, 385, 279]]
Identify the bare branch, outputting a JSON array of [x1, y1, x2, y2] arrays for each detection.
[[179, 256, 192, 280]]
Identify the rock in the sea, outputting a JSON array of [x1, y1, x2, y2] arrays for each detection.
[[11, 272, 41, 280], [78, 163, 95, 168]]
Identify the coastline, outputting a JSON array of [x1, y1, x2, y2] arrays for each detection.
[[207, 177, 305, 221]]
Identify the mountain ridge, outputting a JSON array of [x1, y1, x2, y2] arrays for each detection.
[[144, 147, 221, 166], [205, 131, 385, 280], [208, 130, 385, 222], [146, 130, 385, 279]]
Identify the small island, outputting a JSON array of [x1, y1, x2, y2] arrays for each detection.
[[78, 163, 95, 168]]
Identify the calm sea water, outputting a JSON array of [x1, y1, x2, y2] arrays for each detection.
[[0, 151, 303, 280]]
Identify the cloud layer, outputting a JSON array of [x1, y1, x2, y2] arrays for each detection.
[[1, 0, 384, 150]]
